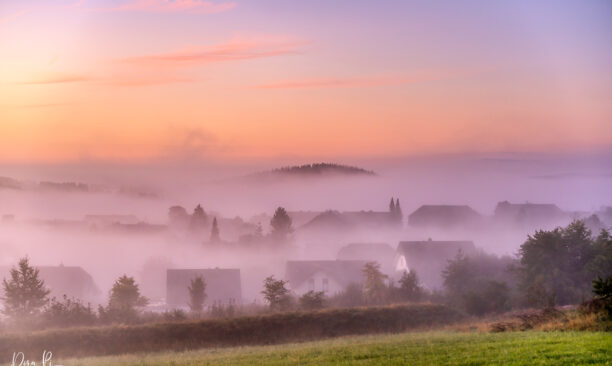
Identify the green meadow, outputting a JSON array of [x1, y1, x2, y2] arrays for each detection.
[[66, 331, 611, 366]]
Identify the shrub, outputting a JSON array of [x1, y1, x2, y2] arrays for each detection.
[[40, 296, 97, 328], [299, 291, 325, 311]]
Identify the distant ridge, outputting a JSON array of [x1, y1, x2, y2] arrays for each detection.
[[246, 163, 376, 181]]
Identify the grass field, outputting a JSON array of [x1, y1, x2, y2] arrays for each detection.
[[65, 331, 611, 366]]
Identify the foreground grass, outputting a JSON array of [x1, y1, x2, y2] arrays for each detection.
[[67, 331, 611, 366]]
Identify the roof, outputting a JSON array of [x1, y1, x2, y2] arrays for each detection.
[[300, 210, 394, 232], [336, 243, 396, 269], [0, 265, 100, 301], [397, 240, 476, 257], [395, 240, 476, 289], [408, 205, 481, 227], [494, 201, 564, 218], [166, 268, 241, 306], [285, 260, 367, 289]]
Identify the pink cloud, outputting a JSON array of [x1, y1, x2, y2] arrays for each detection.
[[121, 37, 306, 66], [256, 75, 426, 90], [255, 68, 494, 90], [18, 74, 91, 85], [112, 0, 236, 14]]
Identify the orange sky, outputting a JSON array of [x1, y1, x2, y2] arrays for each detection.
[[1, 0, 611, 163]]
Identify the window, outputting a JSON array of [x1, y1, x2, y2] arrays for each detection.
[[322, 278, 329, 292]]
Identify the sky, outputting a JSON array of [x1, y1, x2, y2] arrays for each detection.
[[1, 0, 611, 164]]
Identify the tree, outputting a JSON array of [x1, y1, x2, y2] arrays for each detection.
[[261, 276, 291, 311], [517, 220, 611, 306], [270, 207, 293, 242], [190, 204, 208, 231], [592, 276, 612, 316], [442, 250, 474, 298], [362, 262, 388, 305], [395, 198, 403, 223], [210, 217, 221, 243], [102, 275, 148, 323], [442, 250, 516, 314], [168, 205, 189, 228], [389, 197, 396, 213], [1, 257, 50, 321], [398, 269, 424, 302], [299, 290, 325, 311], [188, 276, 207, 315]]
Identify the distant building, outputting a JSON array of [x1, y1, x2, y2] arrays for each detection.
[[166, 268, 241, 308], [395, 240, 476, 289], [494, 201, 566, 227], [0, 264, 100, 302], [285, 260, 367, 296], [85, 214, 139, 227], [336, 243, 396, 275], [408, 205, 482, 228]]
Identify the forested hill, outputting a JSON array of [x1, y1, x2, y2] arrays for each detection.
[[246, 163, 376, 181]]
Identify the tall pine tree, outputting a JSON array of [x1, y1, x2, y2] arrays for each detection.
[[2, 257, 50, 320]]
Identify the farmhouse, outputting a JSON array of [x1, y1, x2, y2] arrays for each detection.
[[0, 264, 100, 302], [166, 268, 241, 308], [336, 243, 396, 275], [395, 240, 476, 289], [494, 201, 566, 227], [408, 205, 482, 228], [285, 260, 367, 296]]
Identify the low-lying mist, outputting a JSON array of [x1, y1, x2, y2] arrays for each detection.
[[1, 152, 611, 304]]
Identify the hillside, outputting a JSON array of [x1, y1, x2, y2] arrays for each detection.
[[246, 163, 376, 181]]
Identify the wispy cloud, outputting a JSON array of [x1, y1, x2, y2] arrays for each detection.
[[106, 0, 236, 14], [121, 37, 306, 66], [17, 74, 91, 85], [256, 68, 495, 90], [104, 75, 197, 86]]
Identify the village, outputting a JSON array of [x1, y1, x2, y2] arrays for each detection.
[[1, 198, 609, 314]]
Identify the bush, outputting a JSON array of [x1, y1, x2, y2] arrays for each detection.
[[40, 296, 97, 328], [299, 291, 325, 311]]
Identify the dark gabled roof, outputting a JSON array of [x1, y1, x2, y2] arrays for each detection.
[[285, 260, 367, 289], [300, 210, 394, 232], [408, 205, 481, 226], [396, 240, 476, 258], [0, 265, 100, 301], [494, 201, 564, 217], [337, 243, 395, 261]]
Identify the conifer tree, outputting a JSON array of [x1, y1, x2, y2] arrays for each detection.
[[1, 257, 50, 320], [210, 217, 221, 243]]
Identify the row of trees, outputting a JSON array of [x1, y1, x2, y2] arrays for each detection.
[[1, 258, 150, 327], [440, 221, 612, 315], [169, 204, 294, 245]]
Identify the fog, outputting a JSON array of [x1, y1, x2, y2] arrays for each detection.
[[1, 152, 611, 305]]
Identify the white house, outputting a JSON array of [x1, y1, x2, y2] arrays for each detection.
[[395, 239, 476, 289], [285, 260, 367, 296]]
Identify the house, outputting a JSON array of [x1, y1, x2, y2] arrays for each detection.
[[85, 214, 139, 227], [166, 268, 241, 308], [285, 260, 367, 296], [0, 264, 100, 302], [395, 240, 476, 289], [336, 243, 396, 275], [494, 201, 566, 227], [407, 205, 482, 228]]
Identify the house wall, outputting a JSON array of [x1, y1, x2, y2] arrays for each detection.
[[291, 270, 345, 296]]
